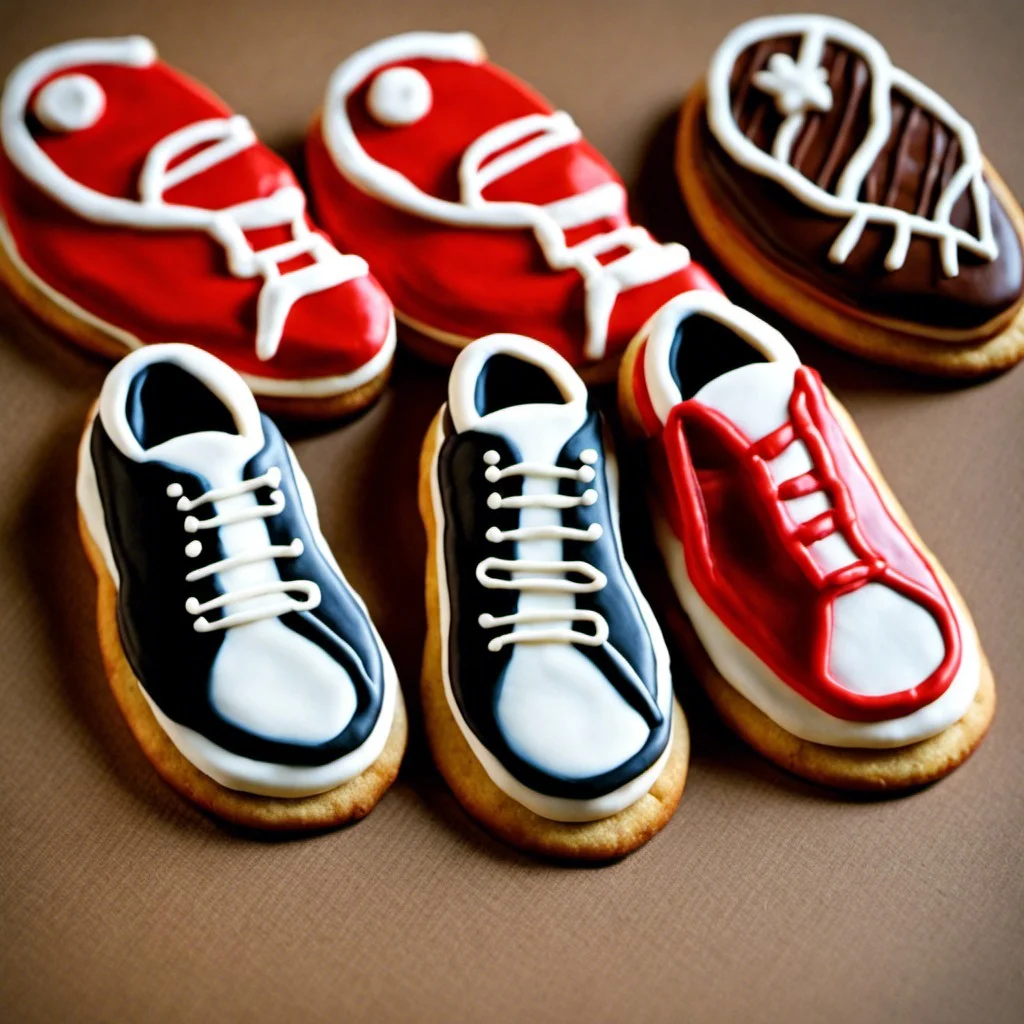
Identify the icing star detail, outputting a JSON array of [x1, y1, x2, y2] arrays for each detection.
[[752, 52, 833, 117]]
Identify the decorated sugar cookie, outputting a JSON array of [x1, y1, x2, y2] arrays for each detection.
[[618, 290, 994, 788], [677, 15, 1024, 376], [307, 31, 720, 380], [0, 37, 395, 416], [419, 335, 687, 857], [77, 344, 406, 828]]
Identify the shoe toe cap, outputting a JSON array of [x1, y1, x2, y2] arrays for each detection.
[[210, 620, 358, 746], [269, 271, 394, 385], [828, 582, 947, 700]]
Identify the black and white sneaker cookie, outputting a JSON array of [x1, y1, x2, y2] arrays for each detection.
[[419, 334, 687, 856], [77, 344, 404, 827]]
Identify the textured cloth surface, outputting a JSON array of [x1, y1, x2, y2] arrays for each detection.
[[1, 1, 1022, 1021]]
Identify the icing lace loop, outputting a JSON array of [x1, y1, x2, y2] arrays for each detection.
[[459, 113, 690, 360], [139, 116, 367, 361], [167, 468, 321, 633], [476, 449, 609, 652]]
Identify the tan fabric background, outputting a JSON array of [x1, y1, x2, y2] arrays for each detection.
[[1, 1, 1022, 1021]]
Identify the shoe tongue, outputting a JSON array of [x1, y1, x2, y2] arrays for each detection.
[[476, 400, 587, 465], [693, 361, 797, 443], [145, 428, 264, 489]]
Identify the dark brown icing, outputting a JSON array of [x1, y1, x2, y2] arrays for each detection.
[[700, 37, 1024, 332]]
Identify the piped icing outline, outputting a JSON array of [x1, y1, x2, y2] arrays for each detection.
[[429, 334, 674, 820], [635, 290, 981, 747], [0, 37, 396, 399], [76, 343, 399, 796], [705, 14, 998, 277], [320, 31, 691, 361]]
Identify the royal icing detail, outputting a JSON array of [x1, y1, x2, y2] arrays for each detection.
[[366, 65, 433, 126], [752, 52, 832, 118], [321, 32, 691, 361], [168, 467, 321, 633], [634, 291, 981, 747], [2, 39, 367, 362], [477, 447, 607, 651], [430, 334, 674, 820], [706, 15, 998, 276], [2, 37, 395, 397], [32, 73, 106, 132], [76, 343, 399, 796]]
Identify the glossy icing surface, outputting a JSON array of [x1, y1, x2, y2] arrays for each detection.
[[309, 31, 720, 365], [77, 344, 398, 796], [0, 38, 395, 395], [632, 291, 980, 746], [701, 15, 1023, 330], [428, 334, 674, 820]]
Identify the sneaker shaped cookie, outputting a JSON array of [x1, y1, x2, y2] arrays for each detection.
[[419, 333, 688, 858], [0, 37, 395, 417], [677, 14, 1024, 376], [619, 290, 994, 789], [77, 344, 406, 828], [307, 31, 720, 380]]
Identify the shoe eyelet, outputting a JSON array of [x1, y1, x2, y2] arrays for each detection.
[[366, 66, 432, 127], [33, 73, 106, 133]]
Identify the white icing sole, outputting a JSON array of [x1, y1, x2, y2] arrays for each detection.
[[0, 212, 397, 401], [651, 506, 981, 749]]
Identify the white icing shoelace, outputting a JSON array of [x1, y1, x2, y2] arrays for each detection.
[[476, 448, 609, 652], [459, 112, 691, 361], [167, 466, 321, 633], [139, 116, 367, 362]]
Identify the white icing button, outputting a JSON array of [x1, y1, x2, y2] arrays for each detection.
[[33, 74, 106, 133], [185, 540, 202, 559], [166, 483, 184, 498], [483, 451, 501, 465], [366, 66, 432, 126]]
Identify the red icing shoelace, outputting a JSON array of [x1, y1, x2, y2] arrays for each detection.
[[744, 371, 887, 595]]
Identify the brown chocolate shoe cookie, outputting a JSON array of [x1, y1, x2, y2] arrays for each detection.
[[678, 14, 1024, 376]]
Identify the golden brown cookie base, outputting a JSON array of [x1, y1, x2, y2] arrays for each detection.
[[617, 330, 996, 789], [677, 85, 1024, 377], [417, 408, 688, 859], [396, 312, 622, 385], [77, 509, 407, 830], [0, 216, 393, 420]]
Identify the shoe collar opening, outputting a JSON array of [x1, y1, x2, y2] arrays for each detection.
[[447, 333, 589, 456], [99, 343, 264, 472], [641, 290, 801, 427]]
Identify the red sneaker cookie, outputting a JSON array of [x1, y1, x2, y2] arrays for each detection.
[[620, 289, 993, 788], [0, 37, 395, 415], [306, 31, 720, 378]]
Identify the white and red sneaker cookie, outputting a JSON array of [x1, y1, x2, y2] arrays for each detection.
[[306, 31, 720, 378], [0, 37, 395, 415], [620, 290, 993, 788]]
